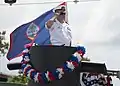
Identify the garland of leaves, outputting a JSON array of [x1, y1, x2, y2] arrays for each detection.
[[21, 45, 85, 84]]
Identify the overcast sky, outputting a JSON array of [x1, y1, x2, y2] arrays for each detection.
[[0, 0, 120, 85]]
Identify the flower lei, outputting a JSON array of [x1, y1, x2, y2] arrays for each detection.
[[81, 73, 108, 86], [21, 44, 84, 84]]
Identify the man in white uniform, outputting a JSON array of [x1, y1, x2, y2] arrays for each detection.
[[45, 4, 86, 86], [46, 6, 72, 46]]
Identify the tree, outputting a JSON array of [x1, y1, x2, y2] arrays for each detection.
[[0, 31, 9, 82], [0, 31, 9, 57]]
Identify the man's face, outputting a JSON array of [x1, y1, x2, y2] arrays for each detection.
[[55, 6, 66, 20], [59, 7, 66, 19]]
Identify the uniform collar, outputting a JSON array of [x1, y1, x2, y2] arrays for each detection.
[[55, 19, 65, 25]]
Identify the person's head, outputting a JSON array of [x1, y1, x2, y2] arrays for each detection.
[[55, 6, 66, 21]]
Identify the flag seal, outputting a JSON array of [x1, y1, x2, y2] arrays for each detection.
[[26, 23, 40, 40]]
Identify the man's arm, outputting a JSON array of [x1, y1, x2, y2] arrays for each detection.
[[46, 13, 59, 29]]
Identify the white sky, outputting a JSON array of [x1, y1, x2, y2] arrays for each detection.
[[0, 0, 120, 85]]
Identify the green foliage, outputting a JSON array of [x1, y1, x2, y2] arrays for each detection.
[[8, 74, 28, 85], [0, 31, 9, 56], [81, 57, 90, 61]]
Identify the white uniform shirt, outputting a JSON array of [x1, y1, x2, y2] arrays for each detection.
[[46, 19, 72, 46]]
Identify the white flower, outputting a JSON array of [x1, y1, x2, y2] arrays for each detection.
[[56, 68, 64, 74], [32, 43, 35, 46], [56, 68, 64, 79], [73, 52, 82, 62], [32, 43, 38, 46], [45, 71, 50, 81], [66, 61, 75, 70], [34, 73, 39, 83], [24, 56, 30, 62], [22, 49, 29, 53]]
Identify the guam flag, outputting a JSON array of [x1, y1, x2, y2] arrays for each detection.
[[7, 2, 68, 60]]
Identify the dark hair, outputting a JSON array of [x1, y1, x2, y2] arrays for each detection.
[[54, 9, 61, 13], [55, 6, 65, 13]]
